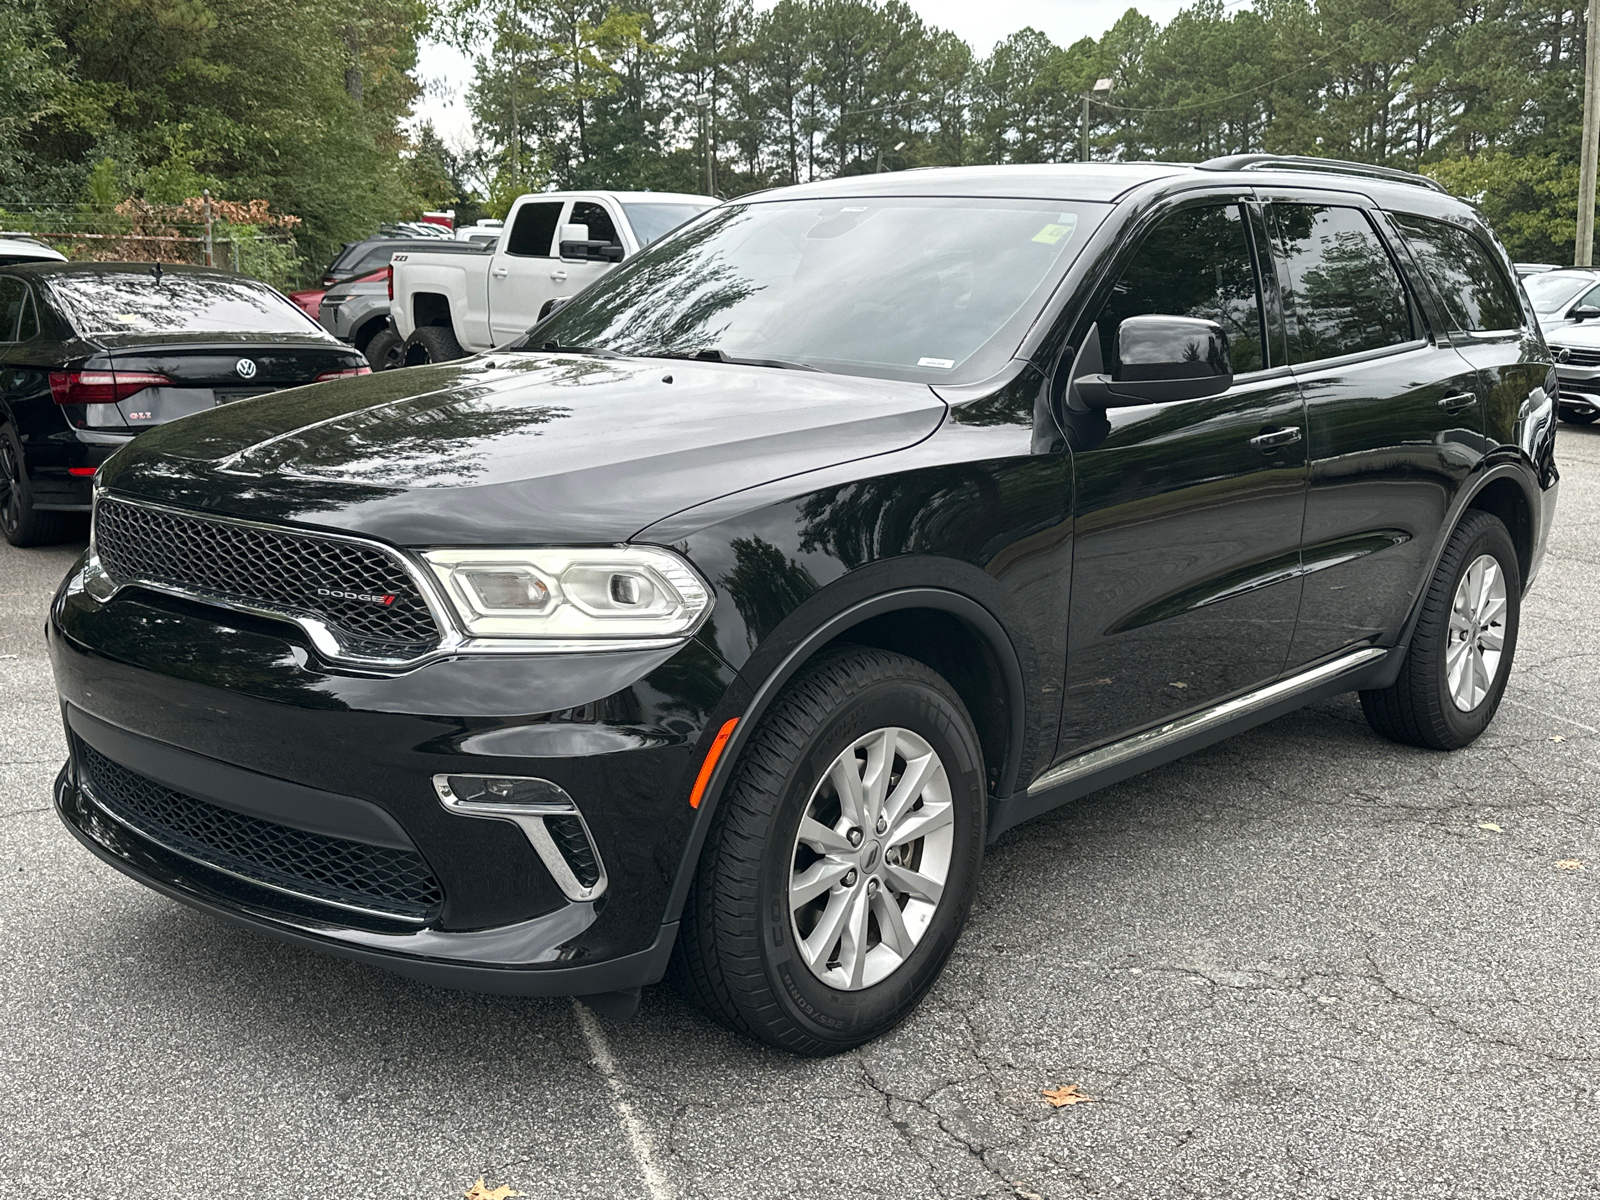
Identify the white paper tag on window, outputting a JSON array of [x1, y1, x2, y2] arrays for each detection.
[[917, 357, 955, 369]]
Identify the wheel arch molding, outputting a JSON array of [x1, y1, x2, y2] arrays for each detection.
[[660, 582, 1030, 928]]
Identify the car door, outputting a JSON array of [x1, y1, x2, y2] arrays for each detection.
[[1255, 195, 1489, 670], [544, 198, 624, 304], [487, 198, 566, 345], [1054, 195, 1311, 757]]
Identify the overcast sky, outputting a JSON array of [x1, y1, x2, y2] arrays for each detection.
[[411, 0, 1191, 149]]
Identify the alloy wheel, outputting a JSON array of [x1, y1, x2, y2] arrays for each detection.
[[788, 727, 954, 991], [0, 438, 21, 536], [1447, 552, 1508, 711]]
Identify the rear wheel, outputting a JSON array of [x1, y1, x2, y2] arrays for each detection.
[[672, 647, 986, 1055], [363, 327, 403, 371], [0, 424, 67, 548], [400, 324, 464, 367], [1360, 510, 1520, 750]]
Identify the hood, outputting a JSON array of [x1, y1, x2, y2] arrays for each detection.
[[101, 351, 947, 545], [1544, 320, 1600, 349]]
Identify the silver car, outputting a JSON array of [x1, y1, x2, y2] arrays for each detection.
[[1523, 267, 1600, 335], [1545, 321, 1600, 424]]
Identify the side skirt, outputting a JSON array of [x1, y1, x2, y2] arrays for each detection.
[[986, 646, 1391, 842]]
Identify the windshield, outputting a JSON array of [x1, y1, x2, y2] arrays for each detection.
[[1522, 272, 1596, 313], [520, 196, 1107, 382], [48, 272, 321, 336], [622, 202, 715, 247]]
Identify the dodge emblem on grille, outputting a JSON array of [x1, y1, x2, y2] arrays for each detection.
[[235, 358, 258, 378], [316, 586, 397, 606]]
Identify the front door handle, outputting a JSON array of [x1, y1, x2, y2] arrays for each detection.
[[491, 266, 509, 279], [1250, 425, 1303, 450], [1438, 391, 1478, 412], [550, 270, 568, 283]]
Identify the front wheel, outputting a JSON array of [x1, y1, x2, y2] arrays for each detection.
[[1361, 510, 1520, 749], [400, 323, 464, 367], [672, 647, 986, 1055]]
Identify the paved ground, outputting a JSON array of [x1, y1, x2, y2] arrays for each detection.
[[3, 430, 1599, 1200]]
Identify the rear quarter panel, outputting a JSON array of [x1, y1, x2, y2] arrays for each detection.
[[390, 252, 490, 349]]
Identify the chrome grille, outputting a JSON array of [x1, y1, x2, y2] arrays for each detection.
[[78, 742, 443, 921], [94, 496, 441, 660], [1556, 346, 1600, 367]]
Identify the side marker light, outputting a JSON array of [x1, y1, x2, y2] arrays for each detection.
[[689, 718, 739, 809]]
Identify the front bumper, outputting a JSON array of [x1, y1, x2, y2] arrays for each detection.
[[1553, 363, 1600, 413], [49, 561, 742, 995]]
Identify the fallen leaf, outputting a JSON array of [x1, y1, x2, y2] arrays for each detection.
[[464, 1179, 525, 1200], [1041, 1083, 1097, 1107], [1477, 822, 1503, 833], [1555, 859, 1585, 871], [1169, 681, 1188, 689], [1550, 735, 1566, 743]]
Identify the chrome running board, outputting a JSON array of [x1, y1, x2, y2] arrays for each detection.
[[1027, 646, 1387, 797]]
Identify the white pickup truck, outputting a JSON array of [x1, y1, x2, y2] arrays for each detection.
[[390, 190, 718, 364]]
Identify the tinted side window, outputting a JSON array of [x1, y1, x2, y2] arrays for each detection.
[[1270, 205, 1412, 364], [16, 290, 39, 340], [1097, 204, 1265, 373], [505, 201, 563, 257], [0, 277, 23, 341], [1390, 213, 1523, 332], [570, 201, 621, 247]]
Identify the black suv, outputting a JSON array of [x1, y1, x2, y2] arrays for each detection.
[[49, 157, 1559, 1054]]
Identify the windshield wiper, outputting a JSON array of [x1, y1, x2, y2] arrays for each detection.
[[539, 341, 625, 359], [645, 348, 821, 372]]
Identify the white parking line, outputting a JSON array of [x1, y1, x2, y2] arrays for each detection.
[[1503, 697, 1600, 734], [572, 1000, 674, 1200]]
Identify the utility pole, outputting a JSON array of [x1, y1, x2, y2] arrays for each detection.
[[695, 92, 714, 196], [202, 188, 213, 268], [1082, 79, 1113, 163], [1580, 1, 1600, 264]]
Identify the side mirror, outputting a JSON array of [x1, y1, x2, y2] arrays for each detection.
[[1075, 315, 1234, 407], [558, 223, 625, 262], [537, 295, 574, 322], [1568, 304, 1600, 322]]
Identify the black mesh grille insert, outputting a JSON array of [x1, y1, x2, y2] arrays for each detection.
[[78, 743, 443, 920], [545, 814, 601, 889], [94, 496, 440, 660]]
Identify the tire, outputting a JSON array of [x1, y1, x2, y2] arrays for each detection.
[[0, 423, 67, 548], [1360, 510, 1520, 750], [1558, 408, 1600, 425], [672, 646, 986, 1055], [363, 327, 403, 372], [400, 323, 464, 367]]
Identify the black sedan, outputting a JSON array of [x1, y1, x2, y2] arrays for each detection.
[[0, 263, 368, 546]]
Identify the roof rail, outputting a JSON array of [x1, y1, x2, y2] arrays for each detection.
[[1197, 153, 1446, 194]]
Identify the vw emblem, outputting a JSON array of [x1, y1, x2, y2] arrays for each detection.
[[1557, 347, 1572, 364], [235, 358, 258, 379]]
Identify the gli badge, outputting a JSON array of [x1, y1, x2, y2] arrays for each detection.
[[235, 358, 258, 379]]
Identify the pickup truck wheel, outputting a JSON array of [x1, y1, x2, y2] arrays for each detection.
[[671, 647, 985, 1056], [363, 328, 403, 371], [0, 424, 67, 548], [401, 324, 464, 366], [1360, 510, 1520, 750]]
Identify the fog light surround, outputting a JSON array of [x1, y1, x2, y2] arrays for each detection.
[[433, 773, 607, 901]]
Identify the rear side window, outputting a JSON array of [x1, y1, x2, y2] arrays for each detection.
[[1390, 213, 1523, 332], [505, 201, 563, 257], [16, 290, 39, 340], [570, 201, 621, 248], [1096, 204, 1266, 373], [1269, 205, 1413, 364], [0, 277, 24, 340]]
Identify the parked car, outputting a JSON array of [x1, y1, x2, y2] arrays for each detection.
[[0, 262, 367, 546], [1520, 266, 1600, 334], [0, 235, 68, 266], [49, 157, 1556, 1055], [318, 240, 487, 369], [456, 219, 503, 246], [391, 190, 717, 364], [1515, 262, 1559, 276], [1542, 321, 1600, 423]]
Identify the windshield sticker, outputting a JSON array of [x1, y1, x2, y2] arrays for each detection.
[[917, 356, 955, 369], [1032, 217, 1077, 245]]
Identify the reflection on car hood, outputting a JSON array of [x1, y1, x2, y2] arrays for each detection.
[[101, 352, 948, 544]]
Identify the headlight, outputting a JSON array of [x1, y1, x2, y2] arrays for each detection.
[[421, 546, 712, 640]]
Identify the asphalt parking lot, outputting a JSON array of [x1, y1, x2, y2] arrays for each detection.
[[3, 428, 1598, 1200]]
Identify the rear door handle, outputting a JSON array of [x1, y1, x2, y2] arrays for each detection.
[[1438, 391, 1478, 412], [550, 270, 568, 283], [491, 266, 509, 279], [1250, 425, 1303, 450]]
